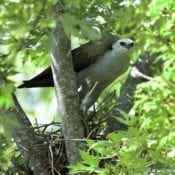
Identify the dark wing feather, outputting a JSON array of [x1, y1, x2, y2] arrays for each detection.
[[18, 33, 118, 88], [18, 67, 52, 88], [72, 33, 118, 72]]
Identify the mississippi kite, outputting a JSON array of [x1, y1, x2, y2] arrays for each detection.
[[18, 34, 134, 111]]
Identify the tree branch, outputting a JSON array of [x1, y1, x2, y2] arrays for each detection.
[[50, 4, 85, 164], [12, 93, 50, 175]]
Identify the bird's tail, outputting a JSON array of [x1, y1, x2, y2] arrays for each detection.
[[18, 67, 54, 88], [18, 79, 54, 88]]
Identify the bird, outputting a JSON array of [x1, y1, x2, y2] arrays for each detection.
[[18, 33, 118, 88], [78, 38, 134, 111], [18, 34, 134, 111]]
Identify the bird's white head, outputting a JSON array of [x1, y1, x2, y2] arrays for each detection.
[[112, 38, 134, 51]]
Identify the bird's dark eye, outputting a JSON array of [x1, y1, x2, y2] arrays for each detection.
[[129, 42, 134, 47], [120, 41, 126, 47]]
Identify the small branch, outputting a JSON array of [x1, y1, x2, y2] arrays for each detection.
[[12, 93, 32, 127]]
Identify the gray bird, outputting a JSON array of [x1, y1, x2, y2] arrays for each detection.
[[18, 34, 134, 111], [18, 33, 118, 88], [78, 38, 134, 111]]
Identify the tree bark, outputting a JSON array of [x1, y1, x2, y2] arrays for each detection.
[[50, 14, 85, 164], [11, 94, 49, 175]]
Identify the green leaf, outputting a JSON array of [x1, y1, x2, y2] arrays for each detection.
[[107, 132, 122, 144], [80, 150, 99, 168]]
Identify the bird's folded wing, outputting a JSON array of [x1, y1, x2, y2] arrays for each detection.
[[18, 33, 118, 88], [72, 33, 118, 72]]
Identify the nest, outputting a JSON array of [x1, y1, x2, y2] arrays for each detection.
[[9, 92, 117, 174]]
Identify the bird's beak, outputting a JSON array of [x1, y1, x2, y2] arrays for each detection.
[[125, 42, 134, 50], [120, 41, 134, 50]]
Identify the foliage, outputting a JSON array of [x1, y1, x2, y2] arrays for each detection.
[[70, 111, 175, 174], [0, 0, 175, 174]]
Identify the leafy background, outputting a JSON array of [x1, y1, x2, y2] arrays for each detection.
[[0, 0, 175, 173]]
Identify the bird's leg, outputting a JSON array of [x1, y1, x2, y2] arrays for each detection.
[[80, 82, 107, 112]]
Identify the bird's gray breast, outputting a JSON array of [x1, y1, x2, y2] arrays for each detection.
[[79, 48, 130, 85], [100, 50, 129, 79]]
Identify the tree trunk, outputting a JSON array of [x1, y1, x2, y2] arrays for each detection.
[[50, 11, 85, 164]]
